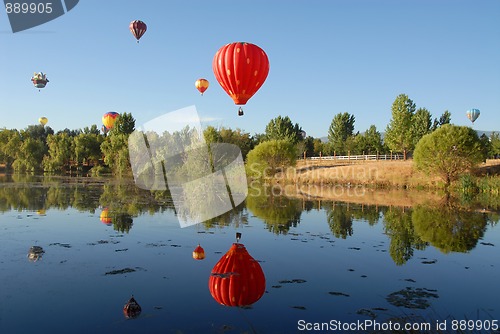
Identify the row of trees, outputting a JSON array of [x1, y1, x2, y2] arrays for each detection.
[[1, 94, 499, 176], [0, 113, 136, 174]]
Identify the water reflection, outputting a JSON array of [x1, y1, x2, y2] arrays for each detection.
[[1, 177, 499, 266], [209, 234, 266, 307]]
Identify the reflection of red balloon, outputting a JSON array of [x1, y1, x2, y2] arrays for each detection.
[[209, 242, 265, 307], [123, 296, 141, 319], [212, 42, 270, 116], [129, 20, 147, 42], [193, 244, 205, 260], [100, 209, 112, 226]]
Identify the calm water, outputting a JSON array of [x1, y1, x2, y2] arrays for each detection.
[[1, 175, 499, 334]]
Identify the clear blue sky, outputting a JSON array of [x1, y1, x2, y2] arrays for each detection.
[[1, 0, 499, 138]]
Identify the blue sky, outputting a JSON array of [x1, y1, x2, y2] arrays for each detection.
[[1, 0, 499, 138]]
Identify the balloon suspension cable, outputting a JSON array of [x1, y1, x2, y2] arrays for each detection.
[[236, 232, 242, 243], [238, 107, 244, 116]]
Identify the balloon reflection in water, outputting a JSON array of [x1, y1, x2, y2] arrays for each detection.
[[100, 208, 112, 226], [209, 233, 265, 307], [123, 295, 141, 319], [27, 246, 45, 262], [192, 244, 205, 260]]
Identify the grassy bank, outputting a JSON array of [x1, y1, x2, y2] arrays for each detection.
[[277, 159, 500, 191]]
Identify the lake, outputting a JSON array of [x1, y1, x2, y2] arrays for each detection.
[[1, 175, 499, 333]]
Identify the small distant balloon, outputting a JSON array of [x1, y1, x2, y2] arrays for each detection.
[[102, 112, 119, 130], [39, 117, 48, 126], [129, 20, 147, 43], [31, 72, 49, 91], [193, 244, 205, 260], [466, 108, 480, 124], [123, 295, 142, 319], [195, 79, 209, 95]]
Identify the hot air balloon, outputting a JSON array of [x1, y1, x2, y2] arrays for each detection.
[[213, 42, 270, 116], [123, 295, 141, 319], [466, 108, 480, 124], [195, 78, 209, 95], [31, 72, 49, 91], [129, 20, 147, 43], [100, 208, 112, 226], [39, 117, 48, 126], [27, 246, 44, 262], [102, 112, 119, 130], [193, 244, 205, 260], [208, 233, 265, 307]]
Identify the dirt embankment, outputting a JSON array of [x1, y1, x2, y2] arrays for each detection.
[[280, 159, 500, 189], [270, 159, 500, 208]]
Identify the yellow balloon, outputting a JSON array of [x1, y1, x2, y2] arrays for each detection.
[[39, 117, 48, 126]]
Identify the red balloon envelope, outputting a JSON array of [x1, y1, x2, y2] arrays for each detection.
[[209, 242, 265, 307], [212, 42, 269, 115], [129, 20, 147, 42]]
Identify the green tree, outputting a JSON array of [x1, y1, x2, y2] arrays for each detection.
[[111, 112, 136, 135], [264, 115, 302, 144], [12, 137, 46, 172], [0, 129, 21, 168], [361, 125, 384, 154], [411, 107, 432, 147], [490, 132, 500, 158], [246, 139, 297, 178], [43, 132, 74, 172], [101, 133, 131, 176], [312, 138, 325, 156], [74, 131, 104, 166], [385, 94, 416, 159], [414, 124, 486, 188], [327, 112, 355, 155], [431, 110, 451, 131]]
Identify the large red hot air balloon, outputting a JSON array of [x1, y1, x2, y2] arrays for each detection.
[[208, 237, 265, 307], [212, 42, 270, 116], [129, 20, 147, 43]]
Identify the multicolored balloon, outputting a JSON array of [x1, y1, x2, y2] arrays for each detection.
[[129, 20, 147, 43], [31, 72, 49, 91], [213, 42, 270, 116], [39, 117, 48, 126], [195, 78, 209, 95], [466, 108, 480, 124], [102, 112, 119, 130]]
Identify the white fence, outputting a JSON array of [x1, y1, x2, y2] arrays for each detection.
[[307, 154, 404, 161]]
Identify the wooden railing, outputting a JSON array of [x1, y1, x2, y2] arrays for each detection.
[[306, 154, 404, 161]]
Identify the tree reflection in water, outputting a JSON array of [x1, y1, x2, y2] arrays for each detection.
[[0, 177, 498, 265]]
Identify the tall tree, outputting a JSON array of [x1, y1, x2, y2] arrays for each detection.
[[385, 94, 416, 159], [411, 107, 432, 147], [431, 110, 451, 131], [111, 112, 136, 135], [361, 125, 384, 154], [264, 115, 302, 144], [490, 132, 500, 158], [327, 112, 355, 155]]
